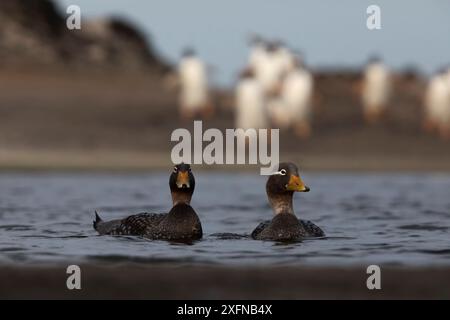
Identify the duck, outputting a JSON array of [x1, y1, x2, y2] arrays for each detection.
[[251, 162, 324, 241], [93, 163, 202, 241]]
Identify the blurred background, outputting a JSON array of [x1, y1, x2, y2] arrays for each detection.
[[0, 0, 450, 300], [58, 0, 450, 87], [0, 0, 449, 171]]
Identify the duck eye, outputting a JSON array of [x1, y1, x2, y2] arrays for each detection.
[[173, 166, 178, 173], [280, 169, 287, 175]]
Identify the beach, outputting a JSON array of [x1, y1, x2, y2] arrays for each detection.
[[1, 264, 449, 299], [1, 70, 449, 172]]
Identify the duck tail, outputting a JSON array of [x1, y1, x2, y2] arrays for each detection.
[[93, 210, 103, 230]]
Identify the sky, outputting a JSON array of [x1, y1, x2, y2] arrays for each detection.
[[56, 0, 450, 87]]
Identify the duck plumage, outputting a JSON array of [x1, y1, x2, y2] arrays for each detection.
[[251, 162, 324, 241], [93, 163, 202, 242]]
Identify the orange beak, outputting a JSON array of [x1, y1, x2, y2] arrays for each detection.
[[176, 171, 190, 188], [286, 174, 310, 192]]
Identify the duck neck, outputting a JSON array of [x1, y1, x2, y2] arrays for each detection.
[[268, 191, 295, 215], [171, 190, 192, 206]]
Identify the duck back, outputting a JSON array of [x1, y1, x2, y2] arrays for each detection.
[[252, 213, 304, 241], [252, 214, 325, 241], [93, 204, 202, 241]]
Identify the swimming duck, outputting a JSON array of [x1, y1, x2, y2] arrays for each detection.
[[93, 163, 202, 241], [251, 162, 324, 241]]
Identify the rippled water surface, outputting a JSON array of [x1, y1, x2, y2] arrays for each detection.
[[0, 172, 449, 266]]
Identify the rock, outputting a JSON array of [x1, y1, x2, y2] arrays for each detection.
[[0, 0, 170, 72]]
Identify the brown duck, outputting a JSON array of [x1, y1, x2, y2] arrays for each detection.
[[93, 163, 202, 241], [251, 162, 325, 241]]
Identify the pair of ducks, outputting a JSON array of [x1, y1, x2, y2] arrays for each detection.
[[94, 162, 324, 242]]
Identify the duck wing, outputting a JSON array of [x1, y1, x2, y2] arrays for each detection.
[[251, 219, 271, 239], [94, 212, 166, 236], [300, 219, 325, 237]]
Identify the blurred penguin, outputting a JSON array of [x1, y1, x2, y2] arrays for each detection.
[[235, 69, 268, 133], [272, 41, 296, 77], [178, 48, 212, 120], [361, 57, 392, 123], [281, 58, 314, 138], [255, 42, 284, 97], [424, 69, 450, 139], [248, 35, 267, 72], [444, 68, 450, 139], [267, 96, 290, 129]]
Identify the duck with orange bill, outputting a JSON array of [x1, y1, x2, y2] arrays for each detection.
[[93, 163, 202, 242], [251, 162, 325, 241]]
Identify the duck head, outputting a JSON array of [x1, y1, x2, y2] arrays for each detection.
[[169, 163, 195, 205], [266, 162, 309, 215]]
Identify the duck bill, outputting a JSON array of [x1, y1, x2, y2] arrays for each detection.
[[176, 171, 190, 188], [286, 175, 310, 192]]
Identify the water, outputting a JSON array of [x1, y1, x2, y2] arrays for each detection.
[[0, 172, 449, 266]]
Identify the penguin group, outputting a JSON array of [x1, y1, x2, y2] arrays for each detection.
[[175, 37, 450, 141]]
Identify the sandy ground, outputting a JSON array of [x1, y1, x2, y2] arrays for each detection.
[[0, 264, 449, 299], [0, 70, 450, 172]]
